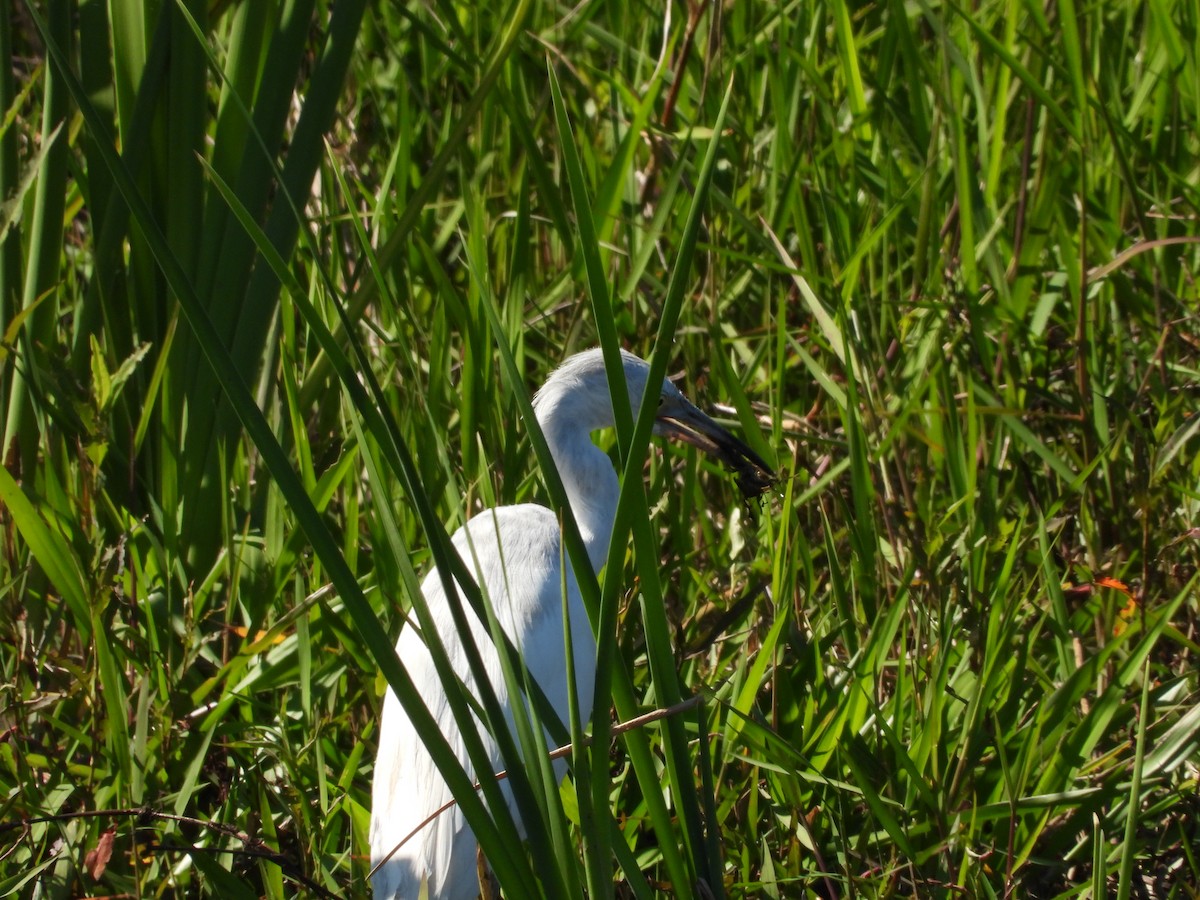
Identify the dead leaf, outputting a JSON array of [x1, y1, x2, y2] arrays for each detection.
[[85, 827, 116, 880]]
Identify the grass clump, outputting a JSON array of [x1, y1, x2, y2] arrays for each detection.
[[1, 0, 1197, 897]]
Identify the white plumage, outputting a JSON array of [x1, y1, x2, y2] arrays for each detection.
[[370, 348, 771, 899]]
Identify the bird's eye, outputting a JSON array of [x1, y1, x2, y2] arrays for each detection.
[[658, 395, 665, 407]]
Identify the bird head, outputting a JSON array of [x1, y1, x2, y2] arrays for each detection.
[[535, 348, 774, 498]]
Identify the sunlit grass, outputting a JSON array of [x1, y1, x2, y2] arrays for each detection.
[[2, 0, 1198, 897]]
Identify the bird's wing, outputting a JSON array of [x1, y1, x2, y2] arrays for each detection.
[[461, 505, 597, 743], [371, 505, 595, 899]]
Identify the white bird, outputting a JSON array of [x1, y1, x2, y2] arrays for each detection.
[[370, 347, 772, 899]]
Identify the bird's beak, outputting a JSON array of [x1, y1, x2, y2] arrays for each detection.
[[656, 399, 775, 498]]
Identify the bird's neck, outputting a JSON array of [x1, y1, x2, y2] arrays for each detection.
[[541, 423, 618, 574]]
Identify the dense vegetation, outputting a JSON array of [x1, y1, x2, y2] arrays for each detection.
[[2, 0, 1197, 896]]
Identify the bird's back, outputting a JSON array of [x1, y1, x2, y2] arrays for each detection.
[[370, 504, 596, 899]]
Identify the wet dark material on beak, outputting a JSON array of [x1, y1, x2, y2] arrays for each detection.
[[657, 404, 775, 499], [703, 422, 775, 499]]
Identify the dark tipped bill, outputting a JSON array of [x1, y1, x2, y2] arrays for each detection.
[[657, 399, 775, 499]]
